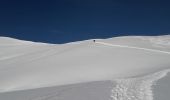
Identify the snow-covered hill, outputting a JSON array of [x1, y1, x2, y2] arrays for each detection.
[[0, 35, 170, 100]]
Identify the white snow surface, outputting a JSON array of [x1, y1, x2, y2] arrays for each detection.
[[0, 35, 170, 100]]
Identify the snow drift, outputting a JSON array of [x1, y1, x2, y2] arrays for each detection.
[[0, 35, 170, 100]]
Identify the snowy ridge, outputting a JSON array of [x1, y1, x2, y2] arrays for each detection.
[[96, 41, 170, 54], [140, 35, 170, 46], [111, 69, 170, 100], [0, 37, 33, 45], [0, 36, 170, 100]]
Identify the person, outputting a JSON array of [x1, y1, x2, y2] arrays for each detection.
[[93, 40, 96, 43]]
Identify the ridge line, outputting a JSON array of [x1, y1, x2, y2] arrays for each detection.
[[95, 41, 170, 55]]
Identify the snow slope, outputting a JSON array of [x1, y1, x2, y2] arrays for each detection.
[[0, 35, 170, 100]]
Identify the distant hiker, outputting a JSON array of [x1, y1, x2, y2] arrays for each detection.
[[93, 40, 96, 43]]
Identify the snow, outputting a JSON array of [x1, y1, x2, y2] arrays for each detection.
[[153, 72, 170, 100], [0, 81, 113, 100], [0, 35, 170, 100], [111, 69, 170, 100]]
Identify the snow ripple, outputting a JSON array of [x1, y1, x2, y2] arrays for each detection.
[[110, 69, 170, 100]]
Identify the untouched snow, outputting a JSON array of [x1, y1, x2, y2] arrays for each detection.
[[0, 81, 114, 100], [0, 35, 170, 100], [153, 72, 170, 100]]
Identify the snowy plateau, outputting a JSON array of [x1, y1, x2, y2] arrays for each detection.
[[0, 35, 170, 100]]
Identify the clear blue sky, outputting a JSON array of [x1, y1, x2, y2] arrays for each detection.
[[0, 0, 170, 43]]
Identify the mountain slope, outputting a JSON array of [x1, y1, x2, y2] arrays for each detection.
[[0, 36, 170, 100]]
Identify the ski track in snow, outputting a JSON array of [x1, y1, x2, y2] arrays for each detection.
[[95, 41, 170, 100], [110, 70, 170, 100], [96, 42, 170, 55], [25, 70, 170, 100]]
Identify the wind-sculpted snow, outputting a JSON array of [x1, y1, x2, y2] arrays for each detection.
[[111, 69, 170, 100], [0, 35, 170, 100]]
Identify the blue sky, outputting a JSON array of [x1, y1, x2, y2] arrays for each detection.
[[0, 0, 170, 43]]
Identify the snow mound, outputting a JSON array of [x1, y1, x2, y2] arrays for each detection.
[[0, 37, 33, 45], [0, 35, 170, 99]]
